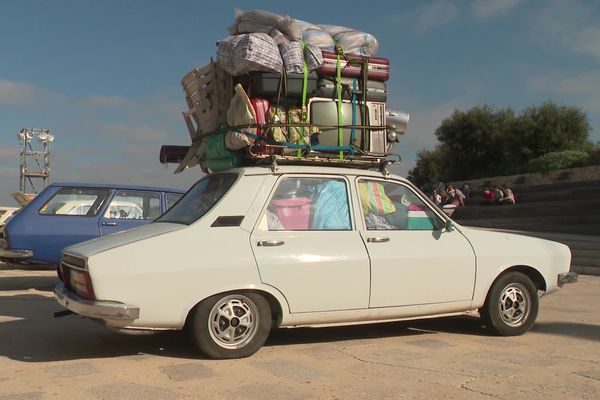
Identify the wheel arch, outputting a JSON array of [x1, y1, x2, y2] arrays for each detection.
[[499, 265, 547, 292], [184, 288, 284, 330]]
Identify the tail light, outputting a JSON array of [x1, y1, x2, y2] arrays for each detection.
[[69, 269, 95, 300]]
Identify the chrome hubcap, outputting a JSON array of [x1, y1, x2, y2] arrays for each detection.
[[208, 295, 258, 349], [498, 283, 530, 327]]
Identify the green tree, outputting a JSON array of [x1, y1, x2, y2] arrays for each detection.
[[508, 102, 593, 169], [409, 102, 593, 183], [434, 105, 516, 179], [408, 147, 447, 187]]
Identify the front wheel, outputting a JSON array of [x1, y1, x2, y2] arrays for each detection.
[[189, 292, 271, 359], [481, 272, 539, 336]]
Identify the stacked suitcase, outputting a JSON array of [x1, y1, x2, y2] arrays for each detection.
[[168, 12, 404, 173], [233, 49, 391, 160]]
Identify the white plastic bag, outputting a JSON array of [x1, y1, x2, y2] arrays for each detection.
[[318, 24, 379, 56], [229, 9, 302, 45]]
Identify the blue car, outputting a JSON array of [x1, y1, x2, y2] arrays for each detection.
[[0, 182, 185, 265]]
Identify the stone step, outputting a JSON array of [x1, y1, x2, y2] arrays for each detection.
[[572, 257, 600, 268], [460, 220, 600, 237], [453, 199, 600, 220], [572, 248, 600, 259], [465, 186, 600, 206], [572, 265, 600, 276], [458, 214, 600, 228]]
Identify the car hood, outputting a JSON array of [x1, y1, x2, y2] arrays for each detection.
[[63, 222, 185, 259]]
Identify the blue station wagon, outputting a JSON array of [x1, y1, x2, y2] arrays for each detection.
[[0, 182, 185, 265]]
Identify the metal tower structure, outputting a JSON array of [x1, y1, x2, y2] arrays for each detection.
[[17, 128, 54, 194]]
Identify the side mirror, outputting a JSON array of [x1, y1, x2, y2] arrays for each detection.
[[445, 219, 454, 232]]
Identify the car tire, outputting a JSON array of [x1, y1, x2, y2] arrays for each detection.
[[481, 272, 539, 336], [189, 292, 271, 359]]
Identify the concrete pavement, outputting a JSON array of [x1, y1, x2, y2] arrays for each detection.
[[0, 261, 598, 400]]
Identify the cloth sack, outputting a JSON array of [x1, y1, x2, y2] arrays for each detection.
[[217, 33, 283, 76], [228, 9, 302, 45]]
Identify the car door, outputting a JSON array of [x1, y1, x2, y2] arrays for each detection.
[[355, 178, 476, 308], [250, 175, 371, 313], [99, 189, 161, 236], [21, 186, 112, 263]]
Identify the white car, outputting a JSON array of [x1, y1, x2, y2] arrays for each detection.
[[54, 165, 576, 359]]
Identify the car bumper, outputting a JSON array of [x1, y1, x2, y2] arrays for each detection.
[[558, 271, 578, 287], [54, 283, 140, 321], [0, 247, 33, 261]]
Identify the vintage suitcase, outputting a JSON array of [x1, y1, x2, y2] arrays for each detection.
[[235, 72, 318, 102], [312, 77, 387, 102], [317, 51, 390, 82]]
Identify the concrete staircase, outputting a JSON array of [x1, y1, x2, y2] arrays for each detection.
[[451, 178, 600, 276]]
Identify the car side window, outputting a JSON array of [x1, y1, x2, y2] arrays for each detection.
[[261, 177, 351, 231], [358, 179, 443, 231], [39, 188, 111, 216], [105, 190, 160, 220], [166, 193, 183, 210]]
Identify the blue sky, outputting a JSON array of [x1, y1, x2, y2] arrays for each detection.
[[1, 0, 599, 205]]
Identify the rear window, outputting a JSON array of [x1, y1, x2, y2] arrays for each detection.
[[39, 188, 111, 216], [156, 173, 238, 225]]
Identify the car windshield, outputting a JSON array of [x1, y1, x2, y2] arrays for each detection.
[[156, 173, 238, 225]]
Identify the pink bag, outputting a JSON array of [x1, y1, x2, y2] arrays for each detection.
[[250, 98, 270, 136], [271, 197, 312, 230]]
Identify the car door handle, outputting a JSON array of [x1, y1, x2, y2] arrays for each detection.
[[102, 222, 118, 226], [367, 237, 390, 243], [257, 240, 285, 247]]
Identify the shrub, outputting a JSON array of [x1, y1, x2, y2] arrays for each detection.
[[584, 147, 600, 166], [526, 150, 589, 173]]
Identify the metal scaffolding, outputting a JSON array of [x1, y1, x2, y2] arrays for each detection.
[[17, 128, 54, 194]]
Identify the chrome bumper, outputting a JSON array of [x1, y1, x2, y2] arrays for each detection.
[[558, 272, 578, 287], [0, 247, 33, 260], [54, 283, 140, 320]]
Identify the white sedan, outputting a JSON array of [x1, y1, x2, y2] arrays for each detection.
[[54, 165, 576, 359]]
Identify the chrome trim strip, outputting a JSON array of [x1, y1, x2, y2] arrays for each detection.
[[0, 248, 33, 260], [54, 283, 140, 320], [61, 260, 87, 272]]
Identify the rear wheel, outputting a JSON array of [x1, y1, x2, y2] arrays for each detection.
[[189, 292, 271, 359], [481, 272, 539, 336]]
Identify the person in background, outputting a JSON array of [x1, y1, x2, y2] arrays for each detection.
[[492, 185, 505, 205], [481, 186, 494, 206], [501, 184, 516, 205], [445, 185, 465, 207], [461, 183, 471, 198], [430, 189, 442, 206]]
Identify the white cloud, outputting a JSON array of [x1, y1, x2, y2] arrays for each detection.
[[471, 0, 523, 19], [528, 70, 600, 114], [81, 95, 131, 109], [0, 79, 66, 106], [529, 70, 600, 97], [413, 0, 460, 33], [100, 122, 171, 141], [532, 0, 600, 63]]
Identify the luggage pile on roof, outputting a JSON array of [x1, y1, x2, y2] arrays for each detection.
[[163, 9, 410, 173]]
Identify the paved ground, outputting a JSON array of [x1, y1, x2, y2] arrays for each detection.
[[0, 262, 598, 400]]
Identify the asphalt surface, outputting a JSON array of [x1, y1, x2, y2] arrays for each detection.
[[0, 261, 598, 400]]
